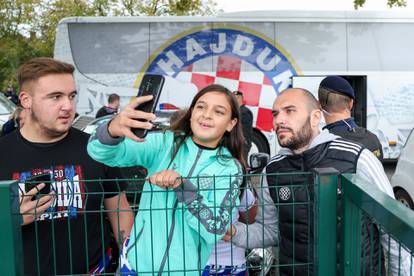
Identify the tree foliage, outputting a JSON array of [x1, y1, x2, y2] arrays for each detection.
[[354, 0, 406, 9], [0, 0, 408, 90], [0, 0, 219, 90], [108, 0, 218, 16]]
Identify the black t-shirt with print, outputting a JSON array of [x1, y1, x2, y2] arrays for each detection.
[[0, 128, 126, 275]]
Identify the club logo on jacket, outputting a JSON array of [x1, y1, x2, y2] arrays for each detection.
[[279, 186, 291, 201], [198, 174, 214, 189]]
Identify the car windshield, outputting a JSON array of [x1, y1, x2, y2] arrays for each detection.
[[0, 93, 16, 115]]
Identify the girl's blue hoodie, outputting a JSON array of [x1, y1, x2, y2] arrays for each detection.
[[87, 123, 242, 275]]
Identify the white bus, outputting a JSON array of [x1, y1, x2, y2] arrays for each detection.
[[54, 11, 414, 161]]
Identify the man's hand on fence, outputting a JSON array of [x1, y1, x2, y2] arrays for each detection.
[[222, 225, 236, 241], [19, 183, 55, 226], [149, 170, 182, 189], [107, 95, 156, 142]]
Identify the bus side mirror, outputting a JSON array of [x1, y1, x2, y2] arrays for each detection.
[[249, 153, 270, 172]]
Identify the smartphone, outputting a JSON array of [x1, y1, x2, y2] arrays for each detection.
[[25, 173, 52, 199], [132, 74, 165, 138]]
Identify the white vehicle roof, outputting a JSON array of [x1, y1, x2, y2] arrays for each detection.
[[59, 10, 414, 24], [56, 10, 414, 160]]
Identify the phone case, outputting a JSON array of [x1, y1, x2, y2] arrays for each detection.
[[132, 74, 165, 138], [25, 173, 52, 195]]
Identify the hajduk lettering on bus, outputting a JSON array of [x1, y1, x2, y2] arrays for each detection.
[[140, 26, 300, 132]]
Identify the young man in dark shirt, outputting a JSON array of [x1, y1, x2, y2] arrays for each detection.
[[0, 58, 134, 275]]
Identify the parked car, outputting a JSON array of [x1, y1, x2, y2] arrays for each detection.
[[75, 112, 172, 135], [391, 129, 414, 210], [0, 93, 16, 135]]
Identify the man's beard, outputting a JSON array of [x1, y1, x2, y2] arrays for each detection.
[[278, 116, 313, 151], [30, 110, 70, 138]]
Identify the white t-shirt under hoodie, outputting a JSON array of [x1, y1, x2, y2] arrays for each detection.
[[207, 189, 256, 267]]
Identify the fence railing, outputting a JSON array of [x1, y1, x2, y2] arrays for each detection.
[[341, 173, 414, 276], [0, 180, 23, 276], [0, 169, 413, 275]]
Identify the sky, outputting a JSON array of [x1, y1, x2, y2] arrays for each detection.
[[215, 0, 414, 12]]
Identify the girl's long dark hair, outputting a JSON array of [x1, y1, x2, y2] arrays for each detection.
[[168, 84, 247, 169]]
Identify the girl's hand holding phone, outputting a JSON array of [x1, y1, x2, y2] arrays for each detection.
[[108, 95, 156, 142]]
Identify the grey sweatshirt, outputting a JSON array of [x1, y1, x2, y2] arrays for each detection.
[[231, 130, 337, 249]]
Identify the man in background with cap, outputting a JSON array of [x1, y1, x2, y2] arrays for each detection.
[[234, 90, 253, 160], [318, 76, 383, 161]]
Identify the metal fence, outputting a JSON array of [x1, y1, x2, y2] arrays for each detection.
[[341, 174, 414, 276], [0, 169, 413, 275]]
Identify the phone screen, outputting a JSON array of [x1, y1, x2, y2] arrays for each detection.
[[25, 173, 52, 197]]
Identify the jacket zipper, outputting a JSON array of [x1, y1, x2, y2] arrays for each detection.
[[158, 148, 203, 275]]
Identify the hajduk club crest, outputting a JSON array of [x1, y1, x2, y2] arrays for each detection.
[[137, 25, 300, 132]]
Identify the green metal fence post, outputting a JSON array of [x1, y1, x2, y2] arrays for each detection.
[[0, 181, 23, 275], [341, 174, 362, 276], [340, 173, 414, 276], [313, 168, 338, 276]]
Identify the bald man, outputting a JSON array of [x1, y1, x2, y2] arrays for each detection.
[[230, 88, 411, 276]]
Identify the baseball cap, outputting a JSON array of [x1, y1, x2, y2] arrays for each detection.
[[319, 76, 355, 99]]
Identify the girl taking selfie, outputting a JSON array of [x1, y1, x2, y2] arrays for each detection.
[[87, 84, 246, 275]]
